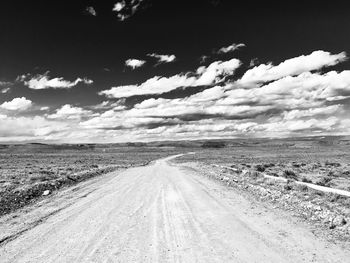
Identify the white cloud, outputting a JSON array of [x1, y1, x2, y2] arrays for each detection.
[[217, 43, 245, 54], [130, 95, 271, 119], [125, 59, 146, 69], [220, 70, 350, 112], [20, 73, 93, 90], [86, 6, 97, 16], [100, 75, 197, 98], [240, 50, 347, 83], [1, 88, 10, 94], [0, 81, 12, 93], [113, 1, 126, 12], [282, 105, 342, 120], [2, 48, 350, 143], [85, 61, 350, 141], [261, 117, 339, 133], [101, 58, 241, 98], [147, 53, 176, 64], [0, 114, 70, 141], [195, 59, 241, 86], [256, 70, 350, 104], [91, 100, 126, 111], [47, 104, 93, 120], [199, 55, 209, 64], [0, 97, 32, 111], [112, 0, 144, 21]]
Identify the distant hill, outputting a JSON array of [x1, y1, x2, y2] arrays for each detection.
[[0, 135, 348, 153]]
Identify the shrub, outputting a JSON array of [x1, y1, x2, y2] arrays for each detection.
[[248, 170, 261, 179], [284, 181, 293, 191], [328, 193, 345, 203], [301, 176, 312, 183], [325, 161, 341, 167], [39, 170, 55, 176], [269, 172, 279, 177], [342, 170, 350, 176], [263, 163, 275, 168], [295, 184, 308, 192], [327, 170, 339, 177], [283, 169, 298, 180], [315, 176, 332, 187], [255, 164, 265, 172], [201, 141, 226, 148], [292, 162, 301, 168]]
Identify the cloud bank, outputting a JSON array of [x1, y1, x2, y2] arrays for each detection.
[[2, 49, 350, 142], [240, 50, 347, 83], [147, 53, 176, 64], [100, 58, 241, 98], [19, 73, 93, 90]]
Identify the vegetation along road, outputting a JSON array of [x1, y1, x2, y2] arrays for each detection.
[[0, 154, 349, 262]]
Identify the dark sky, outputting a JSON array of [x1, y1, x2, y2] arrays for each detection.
[[1, 0, 350, 142], [2, 1, 350, 80]]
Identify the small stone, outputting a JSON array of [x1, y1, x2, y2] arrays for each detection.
[[333, 216, 347, 226], [42, 190, 50, 196]]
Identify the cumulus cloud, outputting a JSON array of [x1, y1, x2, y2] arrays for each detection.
[[100, 58, 241, 98], [19, 73, 93, 90], [125, 59, 146, 69], [112, 0, 145, 21], [240, 50, 347, 83], [195, 59, 241, 86], [282, 105, 341, 121], [3, 48, 350, 143], [0, 116, 56, 138], [253, 70, 350, 104], [86, 61, 350, 141], [82, 84, 272, 134], [0, 81, 12, 93], [87, 6, 97, 16], [260, 117, 339, 135], [47, 104, 93, 120], [1, 88, 10, 94], [100, 75, 196, 98], [91, 100, 126, 111], [218, 70, 350, 114], [217, 43, 245, 54], [86, 6, 97, 16], [113, 1, 126, 12], [0, 97, 32, 111], [147, 53, 176, 64]]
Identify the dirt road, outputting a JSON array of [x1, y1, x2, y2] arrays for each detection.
[[1, 155, 349, 262]]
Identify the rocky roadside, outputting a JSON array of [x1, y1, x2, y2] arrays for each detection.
[[181, 162, 350, 244], [0, 162, 151, 217]]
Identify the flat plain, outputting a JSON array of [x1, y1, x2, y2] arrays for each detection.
[[0, 143, 183, 215], [0, 136, 350, 262]]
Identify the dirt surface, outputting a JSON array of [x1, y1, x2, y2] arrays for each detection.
[[1, 155, 349, 262]]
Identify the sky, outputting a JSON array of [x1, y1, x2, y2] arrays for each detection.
[[1, 0, 350, 143]]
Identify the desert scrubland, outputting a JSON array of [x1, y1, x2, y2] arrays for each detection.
[[0, 143, 182, 216], [175, 136, 350, 242], [0, 136, 350, 262]]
